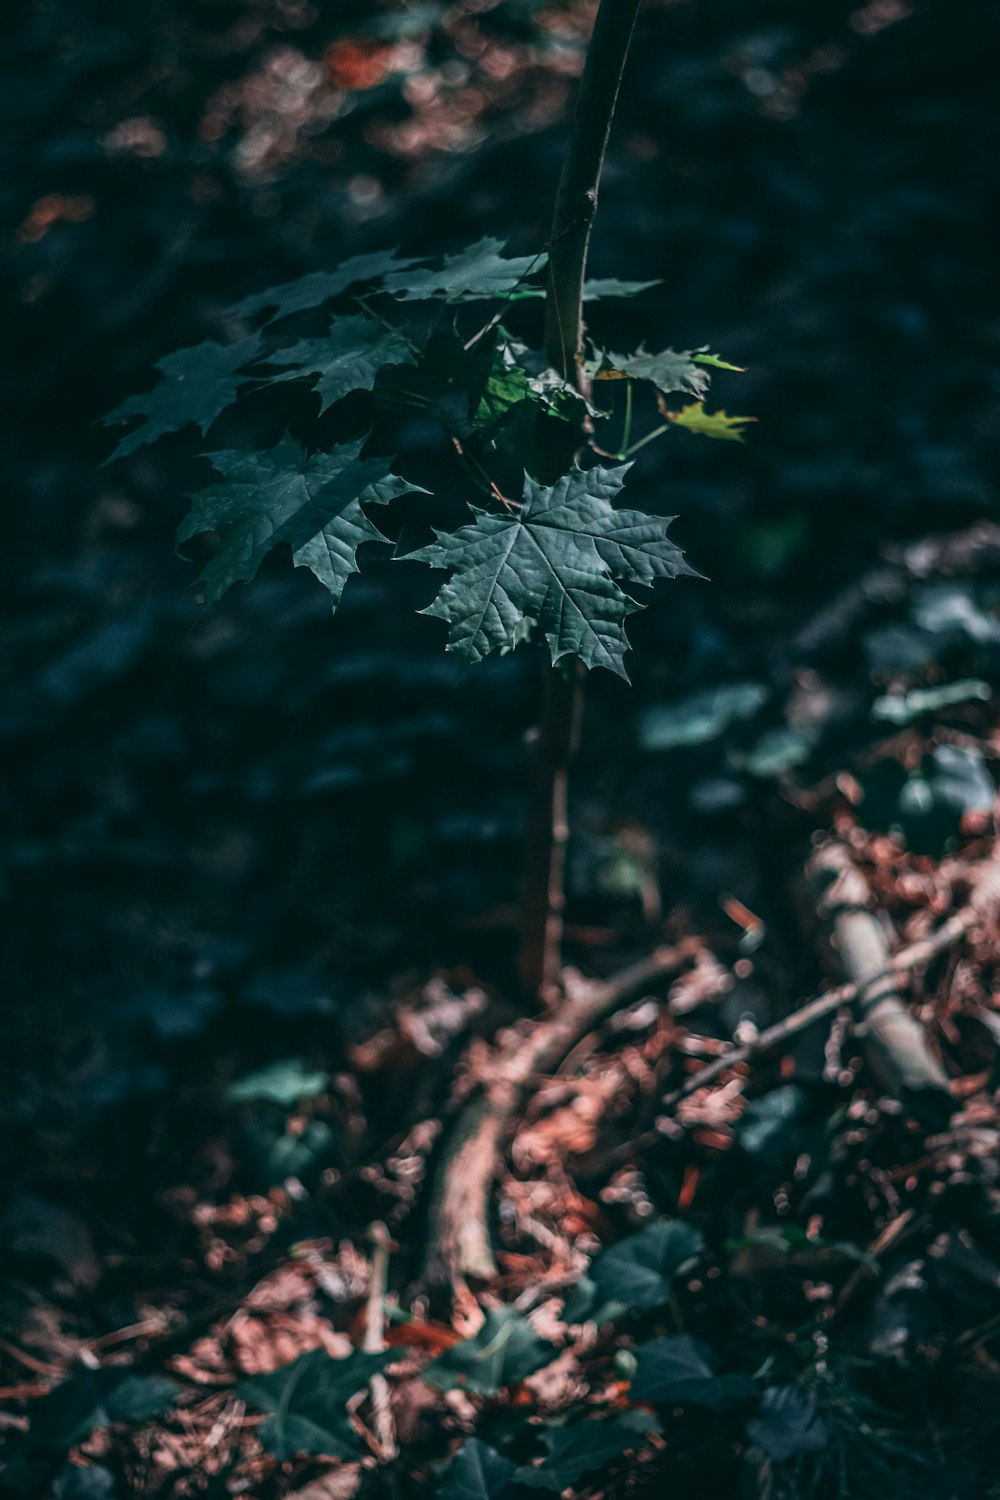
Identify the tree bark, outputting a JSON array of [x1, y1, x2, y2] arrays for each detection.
[[517, 0, 643, 1003]]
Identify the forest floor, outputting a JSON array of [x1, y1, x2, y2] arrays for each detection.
[[5, 1, 1000, 1496], [5, 522, 1000, 1500]]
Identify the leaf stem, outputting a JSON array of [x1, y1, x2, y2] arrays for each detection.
[[618, 378, 634, 457], [354, 293, 422, 356], [625, 421, 672, 456]]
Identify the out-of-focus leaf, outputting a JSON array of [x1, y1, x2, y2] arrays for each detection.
[[871, 679, 990, 725], [746, 1385, 828, 1463], [630, 1336, 751, 1409], [570, 1219, 705, 1319], [639, 681, 768, 751], [731, 725, 819, 778], [52, 1465, 115, 1500], [423, 1308, 557, 1395], [440, 1440, 517, 1500], [665, 402, 756, 441], [581, 278, 662, 299], [861, 743, 995, 853], [735, 1085, 807, 1156], [225, 1058, 327, 1107], [28, 1368, 179, 1452], [238, 1116, 335, 1188], [515, 1410, 661, 1490], [238, 1348, 395, 1459]]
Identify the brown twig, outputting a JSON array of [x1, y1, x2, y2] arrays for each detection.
[[518, 0, 642, 1003], [805, 838, 954, 1118], [364, 1221, 396, 1462], [424, 944, 686, 1304], [595, 846, 1000, 1168]]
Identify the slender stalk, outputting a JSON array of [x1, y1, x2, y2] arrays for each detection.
[[517, 0, 643, 1003], [619, 378, 634, 457]]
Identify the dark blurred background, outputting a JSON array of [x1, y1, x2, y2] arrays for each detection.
[[2, 0, 999, 1185]]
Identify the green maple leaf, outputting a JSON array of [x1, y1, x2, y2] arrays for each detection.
[[267, 314, 416, 412], [597, 345, 711, 399], [411, 463, 698, 679], [666, 401, 756, 441], [178, 436, 424, 610], [228, 248, 420, 323], [102, 334, 264, 461], [383, 237, 546, 302], [238, 1347, 395, 1459]]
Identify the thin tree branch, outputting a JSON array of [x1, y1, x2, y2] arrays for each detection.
[[518, 0, 642, 1004], [424, 944, 685, 1299]]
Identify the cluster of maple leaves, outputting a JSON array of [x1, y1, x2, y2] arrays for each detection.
[[103, 239, 751, 680]]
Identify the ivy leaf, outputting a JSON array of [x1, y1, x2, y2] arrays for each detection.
[[238, 1347, 395, 1460], [178, 436, 425, 611], [581, 277, 662, 300], [267, 314, 416, 412], [411, 464, 698, 679], [571, 1219, 705, 1317], [440, 1439, 517, 1500], [228, 248, 420, 323], [746, 1386, 829, 1463], [28, 1368, 179, 1452], [665, 402, 756, 441], [515, 1411, 661, 1490], [384, 237, 546, 302], [630, 1336, 751, 1409], [422, 1307, 557, 1395], [102, 334, 264, 461], [596, 346, 710, 399]]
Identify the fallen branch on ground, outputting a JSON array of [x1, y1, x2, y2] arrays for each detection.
[[423, 944, 687, 1309], [805, 838, 954, 1119], [656, 841, 1000, 1113]]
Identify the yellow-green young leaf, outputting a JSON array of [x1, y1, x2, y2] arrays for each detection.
[[409, 463, 699, 679], [665, 401, 756, 442], [692, 350, 745, 372], [178, 436, 425, 611]]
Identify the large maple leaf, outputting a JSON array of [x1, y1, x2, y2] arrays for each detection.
[[228, 247, 420, 323], [383, 237, 546, 302], [178, 436, 424, 610], [411, 464, 699, 678], [101, 333, 265, 461], [267, 314, 415, 413]]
